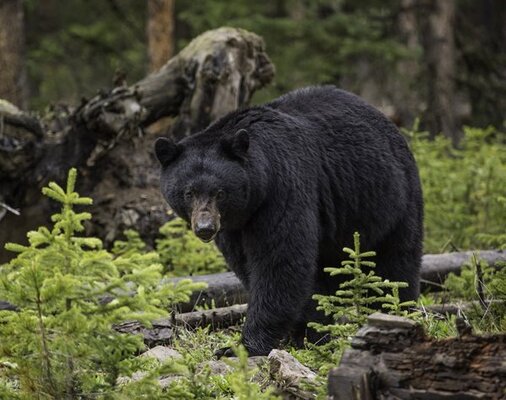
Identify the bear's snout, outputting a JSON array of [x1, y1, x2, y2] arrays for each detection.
[[192, 210, 220, 242]]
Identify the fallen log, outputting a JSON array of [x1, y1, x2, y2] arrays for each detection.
[[328, 313, 506, 400], [1, 250, 504, 313], [112, 300, 506, 346], [114, 304, 248, 346], [171, 249, 506, 312]]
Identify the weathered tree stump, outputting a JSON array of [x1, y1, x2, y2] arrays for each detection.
[[328, 313, 506, 400], [0, 27, 274, 261]]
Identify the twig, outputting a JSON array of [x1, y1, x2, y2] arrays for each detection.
[[0, 202, 20, 216]]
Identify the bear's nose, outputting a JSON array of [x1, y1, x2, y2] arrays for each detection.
[[194, 220, 217, 242]]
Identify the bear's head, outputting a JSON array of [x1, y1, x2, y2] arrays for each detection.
[[155, 129, 251, 242]]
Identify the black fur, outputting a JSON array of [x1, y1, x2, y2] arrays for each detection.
[[155, 86, 423, 356]]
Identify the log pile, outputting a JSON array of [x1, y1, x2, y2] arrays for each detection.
[[328, 313, 506, 400]]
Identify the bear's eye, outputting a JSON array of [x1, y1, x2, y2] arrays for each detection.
[[184, 189, 193, 201], [216, 190, 226, 201]]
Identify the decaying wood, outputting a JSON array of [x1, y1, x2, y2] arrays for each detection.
[[79, 27, 274, 140], [171, 250, 506, 311], [328, 313, 506, 400], [173, 303, 247, 330], [0, 27, 274, 262], [114, 304, 248, 346]]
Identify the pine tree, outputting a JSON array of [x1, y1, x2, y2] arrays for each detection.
[[0, 168, 205, 398], [310, 232, 417, 336]]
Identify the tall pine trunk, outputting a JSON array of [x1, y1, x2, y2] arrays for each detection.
[[0, 0, 27, 108], [421, 0, 461, 147]]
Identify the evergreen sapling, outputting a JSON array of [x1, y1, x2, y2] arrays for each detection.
[[0, 168, 205, 399]]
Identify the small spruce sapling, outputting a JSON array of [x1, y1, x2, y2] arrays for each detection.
[[0, 168, 205, 399], [309, 232, 416, 338]]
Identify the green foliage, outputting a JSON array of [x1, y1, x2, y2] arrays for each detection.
[[309, 232, 416, 337], [25, 0, 147, 110], [299, 232, 417, 390], [0, 169, 205, 399], [178, 0, 407, 104], [221, 345, 276, 400], [443, 253, 506, 332], [419, 312, 459, 340], [407, 125, 506, 253], [155, 329, 276, 399], [112, 229, 149, 258], [156, 216, 227, 276]]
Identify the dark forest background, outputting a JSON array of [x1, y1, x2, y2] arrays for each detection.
[[1, 0, 505, 145]]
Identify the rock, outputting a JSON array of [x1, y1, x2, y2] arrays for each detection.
[[198, 360, 232, 375], [367, 312, 417, 329], [268, 350, 318, 399], [159, 375, 180, 388], [197, 356, 267, 376], [116, 371, 148, 386], [116, 347, 183, 388], [268, 350, 317, 385], [140, 345, 182, 363]]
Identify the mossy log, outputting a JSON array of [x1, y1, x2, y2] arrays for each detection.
[[0, 28, 274, 262], [328, 313, 506, 399]]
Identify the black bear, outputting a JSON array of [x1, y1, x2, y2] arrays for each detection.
[[155, 86, 423, 356]]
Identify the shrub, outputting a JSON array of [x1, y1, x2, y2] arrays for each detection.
[[407, 125, 506, 253]]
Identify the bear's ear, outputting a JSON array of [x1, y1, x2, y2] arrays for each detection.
[[155, 137, 180, 166], [221, 129, 249, 160]]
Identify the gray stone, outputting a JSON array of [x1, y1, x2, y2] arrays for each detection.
[[140, 345, 182, 363], [198, 360, 232, 375], [367, 312, 417, 329], [268, 349, 317, 384]]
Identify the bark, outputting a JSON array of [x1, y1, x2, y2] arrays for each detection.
[[328, 313, 506, 399], [0, 27, 274, 262], [147, 0, 176, 72], [420, 0, 462, 146], [0, 0, 27, 108]]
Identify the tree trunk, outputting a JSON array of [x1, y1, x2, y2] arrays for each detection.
[[393, 0, 421, 127], [0, 0, 27, 108], [0, 27, 274, 262], [420, 0, 461, 146], [147, 0, 176, 72], [328, 313, 506, 399]]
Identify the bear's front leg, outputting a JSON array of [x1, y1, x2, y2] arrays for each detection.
[[240, 225, 318, 356]]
